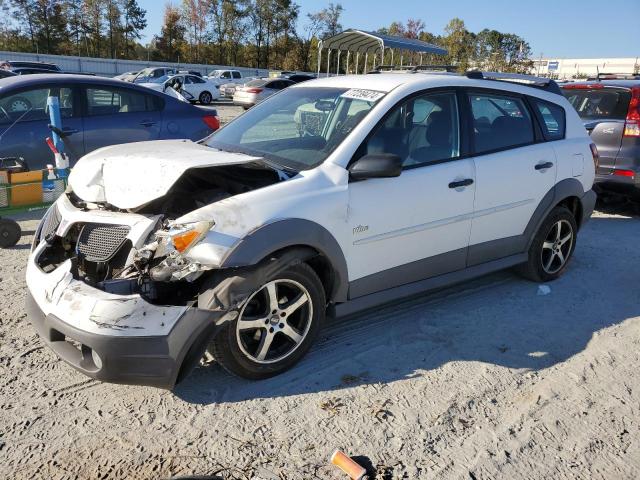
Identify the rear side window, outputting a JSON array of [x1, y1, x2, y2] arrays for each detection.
[[232, 71, 241, 79], [469, 93, 534, 154], [531, 98, 565, 141], [562, 87, 631, 120], [86, 87, 161, 116]]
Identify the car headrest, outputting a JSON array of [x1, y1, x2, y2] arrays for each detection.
[[425, 111, 451, 147]]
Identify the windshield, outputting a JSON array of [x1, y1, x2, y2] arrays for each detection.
[[206, 86, 384, 170], [563, 87, 631, 120]]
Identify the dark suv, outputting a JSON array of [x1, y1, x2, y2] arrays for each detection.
[[562, 76, 640, 198]]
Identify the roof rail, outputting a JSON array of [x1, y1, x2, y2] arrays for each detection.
[[371, 64, 457, 74], [465, 71, 563, 95], [410, 64, 457, 73]]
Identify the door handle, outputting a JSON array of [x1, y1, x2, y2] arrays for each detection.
[[448, 178, 474, 189], [139, 120, 157, 127], [62, 128, 79, 135], [535, 161, 554, 170]]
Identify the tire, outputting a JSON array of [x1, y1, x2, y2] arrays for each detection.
[[210, 263, 326, 379], [0, 218, 21, 248], [199, 91, 212, 105], [518, 206, 577, 282]]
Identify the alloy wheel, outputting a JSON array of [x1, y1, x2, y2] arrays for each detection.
[[541, 219, 573, 274], [235, 279, 313, 364]]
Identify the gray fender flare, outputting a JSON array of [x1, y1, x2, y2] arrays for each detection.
[[524, 178, 590, 250], [220, 218, 349, 302]]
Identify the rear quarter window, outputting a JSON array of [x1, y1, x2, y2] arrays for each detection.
[[530, 98, 566, 141]]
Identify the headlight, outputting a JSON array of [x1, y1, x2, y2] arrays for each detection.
[[166, 221, 214, 254]]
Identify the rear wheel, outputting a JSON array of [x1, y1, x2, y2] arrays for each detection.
[[519, 206, 577, 282], [0, 218, 21, 248], [199, 91, 212, 105], [210, 263, 325, 379]]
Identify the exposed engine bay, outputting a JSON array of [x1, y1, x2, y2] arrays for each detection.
[[35, 162, 287, 306]]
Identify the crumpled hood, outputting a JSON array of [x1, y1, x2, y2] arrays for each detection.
[[68, 139, 261, 209]]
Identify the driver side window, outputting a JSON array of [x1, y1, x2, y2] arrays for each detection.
[[363, 91, 460, 168]]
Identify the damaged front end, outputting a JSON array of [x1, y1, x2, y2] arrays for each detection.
[[25, 159, 299, 388]]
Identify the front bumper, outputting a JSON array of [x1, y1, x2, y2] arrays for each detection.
[[26, 292, 221, 389], [24, 196, 229, 389]]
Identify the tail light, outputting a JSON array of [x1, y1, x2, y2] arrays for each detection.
[[613, 169, 635, 178], [245, 87, 263, 94], [589, 143, 600, 170], [202, 114, 220, 131], [623, 86, 640, 137]]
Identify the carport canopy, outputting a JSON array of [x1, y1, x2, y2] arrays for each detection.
[[318, 29, 448, 75]]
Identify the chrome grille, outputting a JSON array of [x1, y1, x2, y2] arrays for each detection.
[[77, 224, 130, 262]]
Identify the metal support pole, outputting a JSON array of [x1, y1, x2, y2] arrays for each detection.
[[346, 51, 350, 75], [317, 46, 322, 76], [364, 52, 368, 73], [336, 50, 341, 75], [419, 53, 423, 66], [391, 49, 394, 66], [381, 47, 385, 67], [355, 52, 360, 74], [326, 49, 331, 77], [400, 54, 403, 68]]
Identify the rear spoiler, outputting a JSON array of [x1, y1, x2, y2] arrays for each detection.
[[465, 71, 563, 96]]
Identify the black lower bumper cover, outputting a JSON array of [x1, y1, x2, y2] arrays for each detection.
[[581, 189, 597, 225], [25, 292, 224, 389]]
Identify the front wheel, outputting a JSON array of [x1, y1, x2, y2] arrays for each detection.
[[209, 263, 325, 379], [199, 91, 212, 105], [519, 206, 577, 282]]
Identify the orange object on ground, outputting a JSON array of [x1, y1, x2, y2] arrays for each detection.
[[331, 450, 367, 480]]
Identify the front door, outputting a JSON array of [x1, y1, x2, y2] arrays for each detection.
[[0, 85, 84, 170], [346, 90, 475, 298]]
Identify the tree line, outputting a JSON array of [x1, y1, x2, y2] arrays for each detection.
[[0, 0, 532, 73]]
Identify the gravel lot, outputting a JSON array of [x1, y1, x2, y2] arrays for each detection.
[[1, 109, 639, 479]]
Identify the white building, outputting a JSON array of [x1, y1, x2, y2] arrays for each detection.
[[532, 57, 639, 79]]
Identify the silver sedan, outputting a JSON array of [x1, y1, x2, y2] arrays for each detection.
[[233, 78, 294, 109]]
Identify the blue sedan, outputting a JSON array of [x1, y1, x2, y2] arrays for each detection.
[[0, 74, 219, 170]]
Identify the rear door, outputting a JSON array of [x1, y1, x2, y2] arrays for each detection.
[[81, 84, 163, 153], [466, 89, 557, 265], [562, 85, 630, 174], [0, 84, 84, 169]]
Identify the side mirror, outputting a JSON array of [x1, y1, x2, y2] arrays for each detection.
[[348, 153, 402, 180]]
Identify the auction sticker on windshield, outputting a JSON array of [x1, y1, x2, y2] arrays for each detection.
[[340, 89, 385, 102]]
